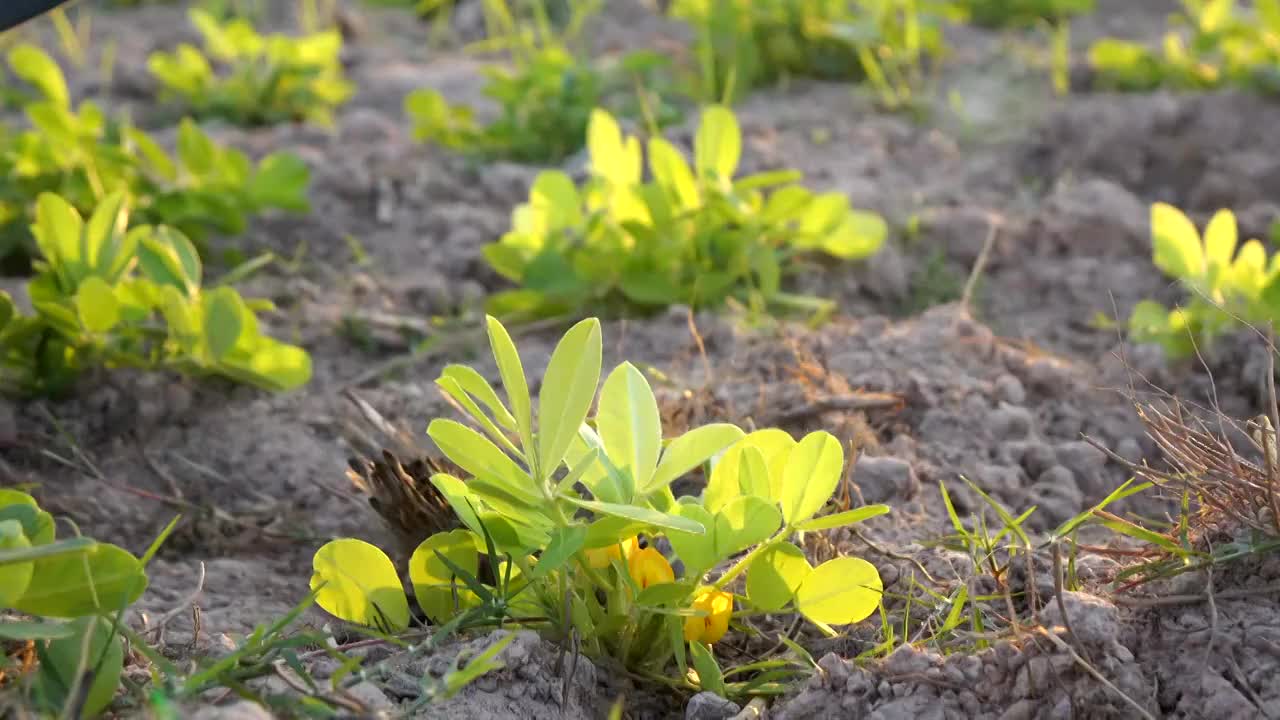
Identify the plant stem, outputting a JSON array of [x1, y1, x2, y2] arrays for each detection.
[[713, 530, 789, 590]]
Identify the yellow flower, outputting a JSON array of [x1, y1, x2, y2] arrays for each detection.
[[583, 536, 639, 570], [626, 546, 675, 590], [683, 587, 733, 644]]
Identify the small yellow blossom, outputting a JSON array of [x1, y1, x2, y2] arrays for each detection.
[[683, 587, 733, 644], [583, 536, 639, 569], [626, 546, 675, 590]]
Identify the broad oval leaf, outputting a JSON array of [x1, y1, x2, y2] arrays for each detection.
[[32, 616, 123, 718], [0, 489, 55, 544], [666, 504, 718, 577], [795, 504, 891, 532], [713, 496, 781, 558], [1203, 209, 1238, 282], [204, 287, 244, 361], [8, 45, 69, 106], [1151, 202, 1204, 279], [0, 521, 33, 608], [409, 530, 480, 623], [598, 362, 662, 495], [694, 105, 741, 185], [706, 429, 795, 511], [310, 539, 409, 632], [645, 424, 745, 495], [538, 318, 603, 479], [74, 277, 120, 333], [14, 543, 147, 618], [779, 431, 843, 526], [795, 556, 882, 626], [746, 541, 812, 611]]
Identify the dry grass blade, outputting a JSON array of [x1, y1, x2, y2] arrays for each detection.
[[1121, 397, 1280, 537], [340, 391, 465, 559]]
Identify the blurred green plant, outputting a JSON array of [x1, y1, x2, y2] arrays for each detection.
[[1089, 0, 1280, 93], [955, 0, 1093, 27], [147, 9, 354, 126], [1128, 203, 1280, 358], [311, 316, 887, 696], [0, 192, 312, 396], [405, 0, 680, 163], [484, 105, 887, 320], [669, 0, 958, 108], [0, 44, 311, 273], [0, 489, 159, 718]]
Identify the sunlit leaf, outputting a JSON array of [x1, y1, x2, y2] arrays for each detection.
[[746, 541, 811, 611], [409, 530, 480, 623], [795, 556, 882, 625], [310, 539, 409, 632]]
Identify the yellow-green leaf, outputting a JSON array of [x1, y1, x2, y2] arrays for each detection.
[[203, 287, 244, 361], [1151, 202, 1204, 279], [537, 318, 602, 477], [779, 431, 843, 526], [597, 362, 662, 494], [746, 541, 812, 611], [795, 504, 891, 532], [645, 423, 745, 495], [75, 277, 120, 333], [0, 521, 33, 608], [310, 539, 409, 632], [795, 556, 882, 625], [713, 496, 781, 557], [13, 543, 147, 618], [409, 530, 480, 623]]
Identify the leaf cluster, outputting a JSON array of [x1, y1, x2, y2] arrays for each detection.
[[484, 105, 887, 320], [0, 490, 150, 718], [405, 1, 679, 163], [669, 0, 956, 107], [952, 0, 1094, 27], [1089, 0, 1280, 94], [0, 44, 311, 271], [1129, 203, 1280, 358], [147, 9, 354, 127], [312, 316, 886, 692], [0, 192, 312, 397]]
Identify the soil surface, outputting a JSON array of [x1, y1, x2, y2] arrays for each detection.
[[5, 0, 1280, 718]]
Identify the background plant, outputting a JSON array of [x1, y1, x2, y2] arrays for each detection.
[[954, 0, 1093, 27], [0, 44, 311, 272], [311, 316, 887, 696], [1127, 203, 1280, 359], [0, 192, 312, 397], [405, 0, 680, 163], [669, 0, 958, 108], [483, 105, 887, 320], [147, 8, 354, 127], [1089, 0, 1280, 94]]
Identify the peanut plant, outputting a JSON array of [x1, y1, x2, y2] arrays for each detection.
[[483, 105, 886, 320], [1128, 203, 1280, 358], [670, 0, 956, 108], [0, 44, 311, 272], [1089, 0, 1280, 94], [0, 192, 311, 397], [311, 317, 886, 695], [147, 9, 354, 127]]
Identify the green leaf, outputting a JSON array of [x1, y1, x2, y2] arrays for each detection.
[[528, 524, 586, 580], [248, 153, 311, 212], [310, 539, 409, 632], [795, 504, 891, 532], [14, 543, 147, 618], [409, 530, 480, 623], [0, 292, 13, 331], [713, 496, 781, 557], [0, 489, 55, 545], [648, 137, 699, 208], [666, 504, 719, 576], [694, 105, 741, 185], [645, 424, 744, 496], [440, 364, 519, 431], [1203, 209, 1238, 288], [562, 496, 707, 534], [597, 362, 662, 495], [486, 315, 534, 456], [689, 640, 726, 695], [75, 277, 120, 333], [7, 45, 69, 106], [427, 419, 541, 506], [795, 556, 882, 625], [736, 445, 771, 499], [529, 171, 582, 229], [635, 580, 696, 608], [0, 620, 76, 641], [779, 431, 843, 526], [746, 541, 812, 611], [0, 537, 96, 568], [32, 616, 124, 718], [1151, 202, 1205, 279], [443, 633, 515, 699], [203, 287, 244, 361], [82, 191, 130, 278], [705, 429, 794, 512], [538, 318, 603, 479], [0, 521, 34, 608], [33, 192, 83, 276]]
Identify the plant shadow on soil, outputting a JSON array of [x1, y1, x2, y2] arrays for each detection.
[[5, 0, 1280, 717]]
